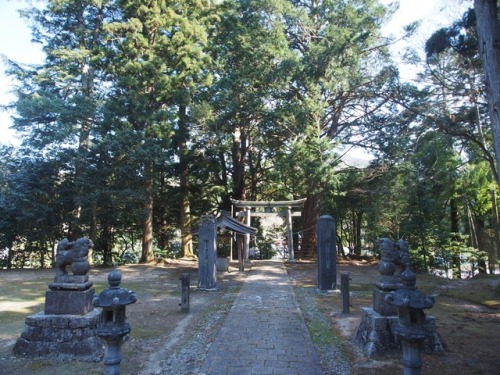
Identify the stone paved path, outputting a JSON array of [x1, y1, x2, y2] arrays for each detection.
[[198, 261, 323, 375]]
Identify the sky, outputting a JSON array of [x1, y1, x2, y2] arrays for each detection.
[[0, 0, 472, 147]]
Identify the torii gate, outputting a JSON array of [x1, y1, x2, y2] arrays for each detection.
[[231, 198, 306, 261]]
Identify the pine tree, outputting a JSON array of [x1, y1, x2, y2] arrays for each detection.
[[103, 0, 214, 262]]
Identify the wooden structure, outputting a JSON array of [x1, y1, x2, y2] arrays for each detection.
[[231, 198, 306, 261], [196, 212, 257, 281]]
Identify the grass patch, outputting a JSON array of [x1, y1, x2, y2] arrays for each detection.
[[306, 317, 340, 346], [0, 280, 49, 338], [439, 275, 500, 308], [293, 287, 341, 346]]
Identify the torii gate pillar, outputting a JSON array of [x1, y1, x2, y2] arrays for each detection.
[[244, 207, 251, 260], [286, 207, 295, 262]]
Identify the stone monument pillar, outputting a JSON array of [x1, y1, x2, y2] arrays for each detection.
[[198, 215, 218, 289], [13, 237, 103, 361], [317, 215, 337, 291]]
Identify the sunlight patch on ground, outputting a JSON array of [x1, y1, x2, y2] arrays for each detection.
[[0, 299, 44, 313]]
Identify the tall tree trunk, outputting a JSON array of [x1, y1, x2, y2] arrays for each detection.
[[141, 161, 154, 263], [87, 201, 97, 265], [474, 0, 500, 272], [474, 98, 499, 185], [179, 105, 194, 258], [232, 126, 247, 200], [475, 0, 500, 188], [490, 189, 500, 273], [102, 225, 113, 266], [218, 148, 232, 211], [302, 193, 319, 258], [158, 168, 169, 250], [6, 237, 14, 269], [355, 211, 363, 254], [476, 220, 491, 273], [450, 197, 461, 278], [68, 9, 101, 241]]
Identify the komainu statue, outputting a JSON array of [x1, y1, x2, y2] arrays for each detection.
[[377, 237, 410, 285], [55, 237, 93, 276]]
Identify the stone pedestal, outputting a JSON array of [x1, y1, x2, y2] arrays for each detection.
[[373, 287, 398, 316], [12, 237, 103, 362], [354, 308, 444, 358], [12, 310, 103, 361], [44, 261, 96, 317], [45, 288, 95, 315]]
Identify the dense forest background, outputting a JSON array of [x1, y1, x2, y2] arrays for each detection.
[[0, 0, 498, 278]]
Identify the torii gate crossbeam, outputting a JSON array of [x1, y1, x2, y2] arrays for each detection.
[[231, 198, 306, 261]]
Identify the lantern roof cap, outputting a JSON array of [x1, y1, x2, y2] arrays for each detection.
[[92, 269, 137, 308]]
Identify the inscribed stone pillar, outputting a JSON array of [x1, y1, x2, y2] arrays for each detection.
[[198, 216, 217, 289], [317, 215, 337, 290]]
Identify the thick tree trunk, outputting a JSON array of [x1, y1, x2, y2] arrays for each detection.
[[218, 148, 233, 211], [490, 189, 500, 273], [87, 201, 97, 265], [102, 225, 113, 266], [68, 11, 99, 241], [158, 169, 169, 251], [141, 162, 154, 263], [301, 193, 320, 258], [231, 126, 247, 200], [475, 0, 500, 272], [475, 1, 500, 188], [450, 198, 461, 279], [179, 105, 194, 258]]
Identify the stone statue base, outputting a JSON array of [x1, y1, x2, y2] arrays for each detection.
[[12, 310, 103, 361], [372, 288, 398, 316], [48, 274, 93, 291], [354, 307, 444, 358], [45, 288, 95, 315]]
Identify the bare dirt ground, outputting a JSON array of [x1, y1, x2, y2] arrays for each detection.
[[0, 259, 247, 375], [1, 258, 499, 374], [286, 259, 500, 375]]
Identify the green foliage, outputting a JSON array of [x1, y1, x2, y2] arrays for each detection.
[[3, 0, 498, 276], [152, 244, 182, 261], [257, 241, 276, 260], [276, 126, 340, 199]]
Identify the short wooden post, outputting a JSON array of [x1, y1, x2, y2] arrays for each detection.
[[180, 273, 190, 312], [341, 271, 350, 314]]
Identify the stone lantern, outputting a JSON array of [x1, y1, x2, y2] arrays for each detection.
[[385, 264, 435, 375], [93, 269, 137, 375]]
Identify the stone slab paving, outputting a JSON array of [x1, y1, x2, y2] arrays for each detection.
[[198, 261, 323, 375]]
